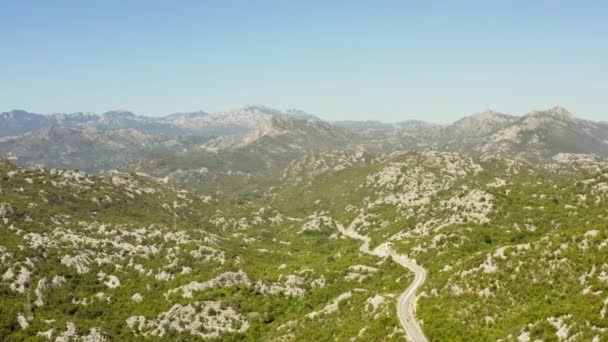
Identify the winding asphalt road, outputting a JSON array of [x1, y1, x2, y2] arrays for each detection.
[[336, 223, 428, 342], [393, 255, 427, 342]]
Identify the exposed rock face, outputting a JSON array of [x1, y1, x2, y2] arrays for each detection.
[[165, 271, 251, 298], [126, 301, 249, 339], [299, 212, 338, 233], [256, 274, 307, 297], [160, 105, 315, 135], [306, 292, 353, 318], [366, 152, 483, 211], [478, 107, 608, 159], [446, 110, 518, 140]]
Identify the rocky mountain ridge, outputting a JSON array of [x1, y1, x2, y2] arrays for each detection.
[[0, 105, 319, 137], [0, 106, 606, 192]]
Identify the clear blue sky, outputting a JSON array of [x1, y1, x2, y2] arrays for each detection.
[[1, 1, 606, 122]]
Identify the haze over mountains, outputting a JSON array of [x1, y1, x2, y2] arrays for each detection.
[[1, 105, 606, 180], [0, 105, 305, 136], [2, 103, 608, 341]]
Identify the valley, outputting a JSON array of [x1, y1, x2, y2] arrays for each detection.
[[1, 106, 607, 341], [3, 2, 606, 340]]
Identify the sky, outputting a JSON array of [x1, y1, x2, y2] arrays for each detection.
[[1, 1, 607, 123]]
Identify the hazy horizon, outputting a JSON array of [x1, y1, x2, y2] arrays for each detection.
[[3, 104, 597, 125], [2, 2, 608, 342], [2, 1, 606, 122]]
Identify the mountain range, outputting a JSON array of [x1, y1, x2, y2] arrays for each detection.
[[0, 105, 310, 137], [1, 104, 608, 341], [0, 105, 606, 187]]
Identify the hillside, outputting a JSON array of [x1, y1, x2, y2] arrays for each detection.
[[129, 115, 369, 194], [129, 107, 608, 195], [0, 158, 409, 341], [4, 1, 608, 340], [1, 105, 608, 341], [2, 149, 608, 340], [477, 107, 608, 159], [265, 151, 608, 340], [0, 126, 211, 173]]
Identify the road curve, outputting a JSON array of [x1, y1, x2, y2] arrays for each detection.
[[336, 223, 428, 342], [394, 256, 427, 342]]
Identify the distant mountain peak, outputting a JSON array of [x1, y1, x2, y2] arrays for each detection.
[[284, 108, 319, 120], [237, 104, 281, 115], [269, 113, 301, 127], [225, 105, 318, 120], [445, 109, 518, 139], [102, 110, 137, 118], [163, 110, 209, 120], [6, 109, 31, 115], [51, 112, 98, 120], [528, 106, 574, 121], [473, 109, 503, 117], [547, 106, 574, 119], [249, 114, 297, 137], [548, 106, 571, 114], [67, 111, 98, 117], [0, 109, 41, 119], [466, 109, 516, 120]]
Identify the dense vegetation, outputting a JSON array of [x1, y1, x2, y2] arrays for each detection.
[[2, 148, 608, 341], [0, 158, 405, 341]]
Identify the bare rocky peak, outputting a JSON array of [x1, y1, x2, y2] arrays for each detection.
[[215, 114, 331, 148], [396, 120, 441, 130], [159, 106, 317, 133], [335, 120, 397, 131], [0, 110, 51, 136], [162, 110, 209, 120], [522, 106, 575, 125], [159, 111, 212, 130], [475, 106, 608, 159], [205, 105, 277, 128], [266, 114, 339, 134], [232, 104, 283, 116], [448, 110, 517, 136], [534, 106, 573, 119], [203, 114, 353, 153], [0, 110, 44, 120], [466, 109, 515, 122], [101, 110, 138, 119], [212, 105, 316, 124], [284, 108, 320, 121], [51, 112, 98, 122], [502, 106, 600, 136], [98, 110, 161, 126]]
